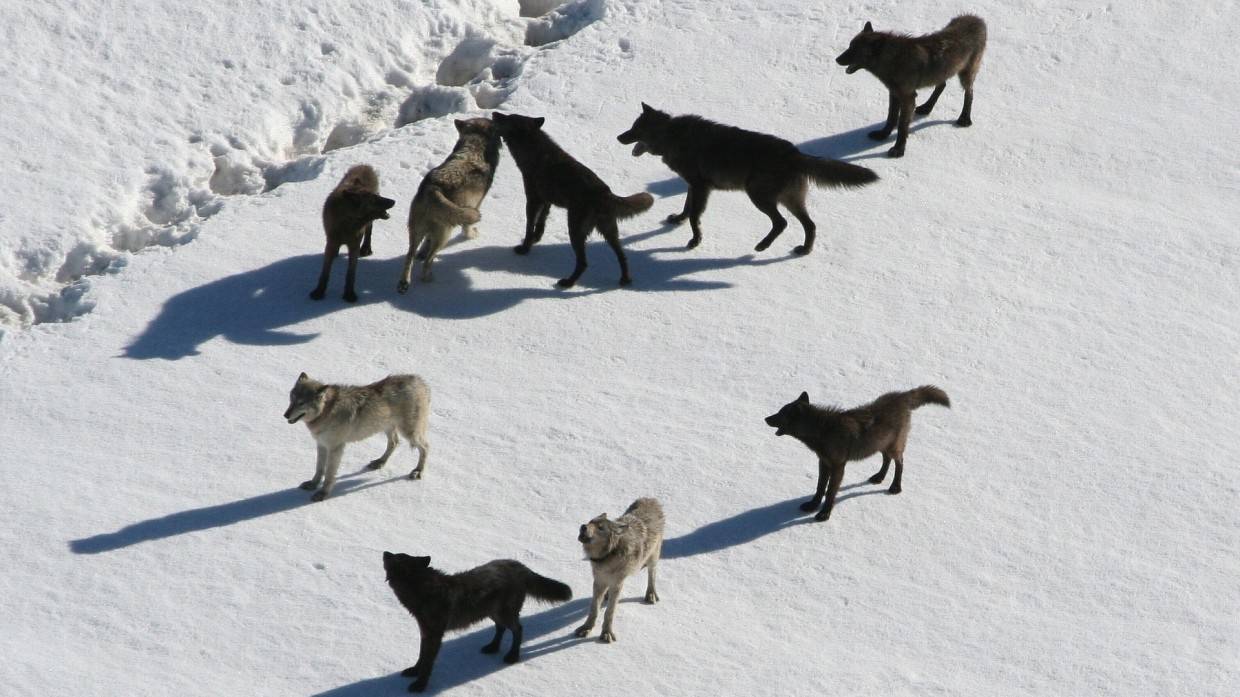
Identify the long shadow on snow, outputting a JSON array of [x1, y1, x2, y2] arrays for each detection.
[[68, 470, 404, 554], [315, 598, 592, 696], [662, 482, 890, 559], [123, 227, 789, 360], [798, 119, 958, 162]]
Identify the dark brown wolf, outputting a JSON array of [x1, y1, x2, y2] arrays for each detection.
[[492, 111, 653, 287], [310, 164, 396, 302], [383, 552, 572, 692], [835, 15, 987, 158], [616, 104, 877, 254], [764, 386, 950, 522]]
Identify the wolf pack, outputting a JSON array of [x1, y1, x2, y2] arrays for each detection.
[[283, 14, 983, 693]]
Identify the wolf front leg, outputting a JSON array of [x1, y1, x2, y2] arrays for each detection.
[[869, 93, 898, 140], [575, 578, 607, 637], [300, 445, 328, 491], [888, 92, 916, 158], [800, 457, 829, 511], [405, 630, 443, 692], [312, 445, 345, 501], [598, 579, 625, 643], [814, 461, 847, 521]]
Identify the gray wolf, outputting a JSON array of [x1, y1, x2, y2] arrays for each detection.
[[575, 497, 664, 643], [492, 111, 653, 287], [310, 164, 397, 302], [835, 15, 987, 157], [398, 118, 502, 293], [383, 552, 572, 692], [283, 372, 430, 501], [764, 386, 950, 521], [617, 103, 878, 254]]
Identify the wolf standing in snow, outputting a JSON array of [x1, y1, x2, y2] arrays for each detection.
[[492, 111, 653, 288], [398, 117, 501, 293], [835, 15, 987, 158], [283, 372, 430, 501], [616, 103, 878, 254], [575, 497, 664, 643], [383, 552, 572, 692], [765, 386, 950, 522], [310, 164, 396, 302]]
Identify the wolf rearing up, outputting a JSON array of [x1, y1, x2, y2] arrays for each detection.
[[835, 15, 987, 157], [617, 104, 878, 254], [492, 111, 653, 288], [765, 386, 950, 522]]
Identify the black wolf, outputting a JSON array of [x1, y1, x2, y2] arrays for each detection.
[[383, 552, 572, 692], [492, 111, 653, 287], [310, 164, 396, 302], [835, 15, 987, 157], [616, 104, 877, 254], [765, 386, 950, 522]]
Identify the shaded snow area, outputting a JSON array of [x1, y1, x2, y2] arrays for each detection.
[[1, 1, 1237, 696]]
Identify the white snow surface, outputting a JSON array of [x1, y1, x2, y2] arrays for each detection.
[[2, 1, 1238, 695]]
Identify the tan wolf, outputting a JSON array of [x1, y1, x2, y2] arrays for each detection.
[[575, 497, 665, 643], [283, 372, 430, 501]]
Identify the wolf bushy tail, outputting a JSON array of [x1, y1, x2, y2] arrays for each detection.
[[431, 188, 481, 224], [907, 385, 951, 409], [799, 155, 879, 189], [525, 572, 572, 603], [610, 192, 655, 220]]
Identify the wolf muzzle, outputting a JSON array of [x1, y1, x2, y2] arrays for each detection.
[[616, 129, 647, 156]]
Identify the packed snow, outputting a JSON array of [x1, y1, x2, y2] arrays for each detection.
[[1, 1, 1236, 696]]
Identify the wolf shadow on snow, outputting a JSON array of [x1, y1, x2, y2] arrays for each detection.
[[122, 226, 790, 360]]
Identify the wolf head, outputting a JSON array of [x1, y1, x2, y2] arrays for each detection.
[[383, 551, 432, 582], [284, 372, 329, 425], [337, 189, 396, 221], [616, 102, 671, 157], [764, 391, 811, 436], [578, 513, 627, 559], [835, 22, 882, 74], [491, 111, 545, 140], [455, 117, 497, 139]]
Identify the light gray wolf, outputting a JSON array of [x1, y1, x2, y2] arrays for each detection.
[[310, 164, 397, 302], [383, 552, 572, 692], [616, 103, 877, 253], [575, 497, 665, 643], [835, 15, 987, 157], [765, 386, 950, 521], [283, 372, 429, 501], [398, 118, 502, 293], [492, 111, 653, 288]]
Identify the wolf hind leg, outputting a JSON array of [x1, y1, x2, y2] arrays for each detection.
[[419, 228, 450, 282], [502, 610, 524, 663], [956, 59, 980, 127], [359, 222, 374, 257], [916, 83, 947, 116], [368, 429, 399, 470], [749, 184, 788, 252], [780, 182, 815, 255], [401, 404, 430, 480], [557, 210, 591, 288], [480, 623, 505, 654], [398, 219, 427, 293], [598, 217, 632, 286], [644, 551, 660, 603]]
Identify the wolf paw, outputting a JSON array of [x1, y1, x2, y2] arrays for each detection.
[[408, 679, 428, 693], [309, 288, 326, 300], [619, 276, 633, 287], [600, 630, 616, 643], [343, 291, 358, 303], [888, 484, 902, 495], [397, 281, 410, 294], [644, 591, 659, 604], [792, 244, 812, 256], [514, 244, 531, 255], [366, 459, 387, 470], [887, 146, 905, 158], [665, 213, 687, 225], [408, 469, 423, 480], [813, 510, 831, 522], [299, 480, 318, 491], [574, 624, 593, 638], [686, 235, 702, 249], [868, 130, 891, 141], [914, 105, 934, 116], [868, 473, 885, 484], [754, 239, 773, 252], [465, 225, 481, 240], [359, 247, 374, 258], [401, 666, 421, 678], [311, 490, 329, 502], [799, 499, 821, 512], [480, 642, 500, 654], [503, 652, 521, 664], [556, 277, 576, 288], [955, 117, 972, 128]]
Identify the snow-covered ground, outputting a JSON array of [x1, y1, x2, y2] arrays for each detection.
[[2, 1, 1237, 695]]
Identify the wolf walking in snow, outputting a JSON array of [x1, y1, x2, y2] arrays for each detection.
[[765, 386, 950, 522], [383, 552, 572, 692], [616, 103, 878, 254], [492, 111, 653, 288], [398, 117, 502, 293], [835, 15, 987, 157], [310, 164, 396, 302], [575, 497, 664, 643], [283, 372, 430, 501]]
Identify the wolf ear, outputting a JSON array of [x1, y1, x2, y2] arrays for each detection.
[[532, 116, 545, 129], [383, 551, 393, 560], [641, 102, 654, 114], [454, 119, 467, 132], [298, 372, 308, 381], [863, 21, 873, 33], [414, 556, 431, 568], [798, 391, 810, 404]]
